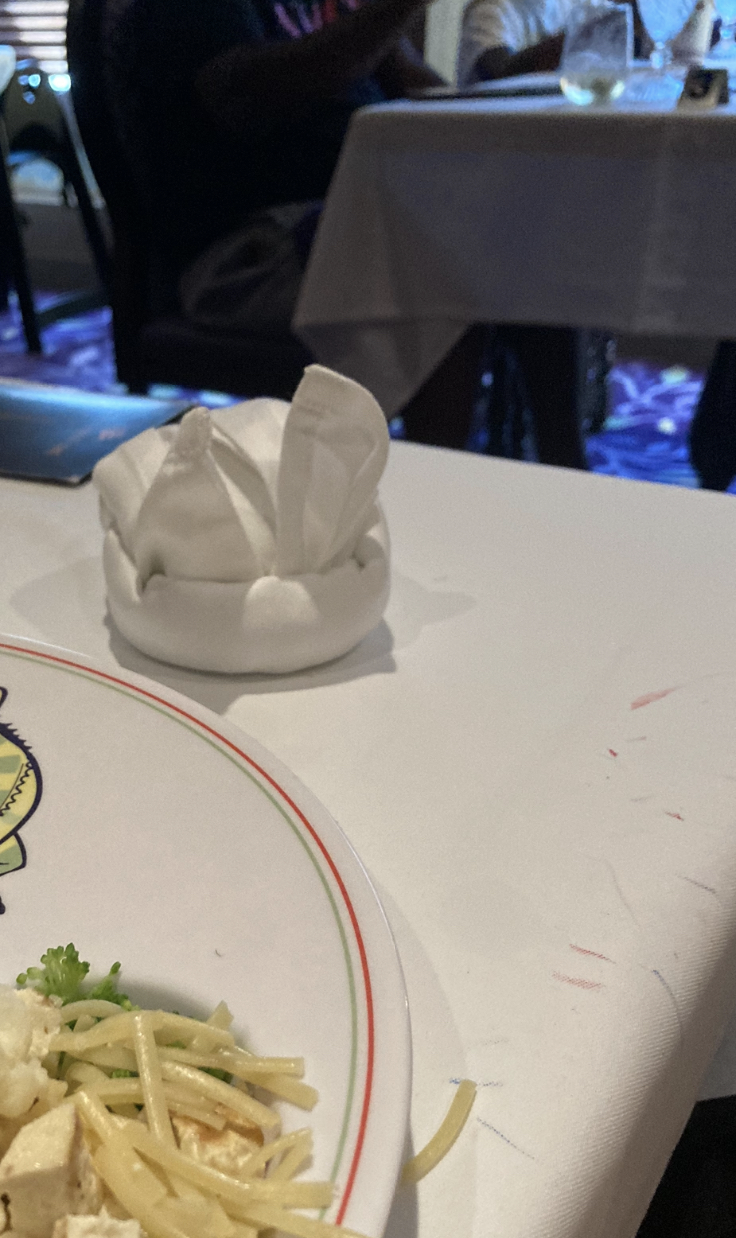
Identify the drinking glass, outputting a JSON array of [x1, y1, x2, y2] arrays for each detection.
[[637, 0, 699, 68], [716, 0, 736, 55], [560, 2, 633, 104]]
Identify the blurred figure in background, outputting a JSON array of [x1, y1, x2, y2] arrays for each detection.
[[458, 0, 576, 83], [103, 0, 590, 462], [457, 0, 713, 83], [104, 0, 444, 315]]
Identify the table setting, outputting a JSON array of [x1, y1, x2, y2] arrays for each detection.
[[0, 630, 411, 1238], [3, 353, 736, 1237], [2, 14, 736, 1238]]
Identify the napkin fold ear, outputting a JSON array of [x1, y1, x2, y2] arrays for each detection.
[[95, 423, 176, 549], [276, 365, 389, 577], [93, 365, 391, 674], [132, 408, 267, 585]]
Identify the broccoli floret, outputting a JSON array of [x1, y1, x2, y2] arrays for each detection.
[[17, 945, 133, 1008], [201, 1067, 231, 1083], [87, 962, 134, 1010], [17, 944, 90, 1004]]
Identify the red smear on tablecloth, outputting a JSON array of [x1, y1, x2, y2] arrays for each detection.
[[553, 972, 604, 990], [570, 945, 613, 962], [608, 749, 618, 757], [631, 687, 678, 710], [665, 811, 684, 820]]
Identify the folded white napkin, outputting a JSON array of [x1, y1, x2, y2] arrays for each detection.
[[92, 365, 390, 674]]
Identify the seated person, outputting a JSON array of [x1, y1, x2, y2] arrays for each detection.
[[103, 0, 445, 308], [457, 0, 714, 84], [457, 0, 577, 84], [103, 0, 589, 465], [456, 0, 660, 83]]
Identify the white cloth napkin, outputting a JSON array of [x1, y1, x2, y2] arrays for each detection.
[[92, 365, 390, 674]]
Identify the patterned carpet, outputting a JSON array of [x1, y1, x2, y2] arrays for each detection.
[[587, 360, 705, 489], [0, 295, 716, 489]]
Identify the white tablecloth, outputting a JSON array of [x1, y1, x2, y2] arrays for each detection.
[[3, 449, 736, 1238], [295, 95, 736, 415]]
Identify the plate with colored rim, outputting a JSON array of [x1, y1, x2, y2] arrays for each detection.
[[0, 634, 411, 1236]]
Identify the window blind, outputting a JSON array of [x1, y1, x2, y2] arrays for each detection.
[[0, 1, 68, 73]]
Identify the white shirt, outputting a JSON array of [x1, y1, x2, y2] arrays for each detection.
[[457, 0, 579, 84]]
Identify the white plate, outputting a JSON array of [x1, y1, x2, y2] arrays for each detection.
[[0, 635, 411, 1236]]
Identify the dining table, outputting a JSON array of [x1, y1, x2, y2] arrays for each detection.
[[2, 443, 736, 1238], [294, 83, 736, 419]]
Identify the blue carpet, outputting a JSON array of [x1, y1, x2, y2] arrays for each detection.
[[0, 295, 717, 489]]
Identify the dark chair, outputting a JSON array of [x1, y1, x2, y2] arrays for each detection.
[[65, 0, 312, 400], [0, 89, 39, 351], [689, 341, 736, 492], [0, 60, 112, 353]]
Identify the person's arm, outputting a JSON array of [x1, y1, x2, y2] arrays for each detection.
[[196, 0, 434, 127], [472, 30, 563, 80], [374, 35, 446, 95], [472, 0, 649, 78]]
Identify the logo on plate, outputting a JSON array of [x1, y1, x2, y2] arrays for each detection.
[[0, 687, 43, 911]]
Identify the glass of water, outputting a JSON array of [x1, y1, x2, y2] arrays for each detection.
[[637, 0, 698, 67], [560, 2, 633, 104]]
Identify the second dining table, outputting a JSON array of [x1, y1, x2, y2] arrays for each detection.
[[294, 89, 736, 420]]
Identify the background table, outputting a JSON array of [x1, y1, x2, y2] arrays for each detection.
[[295, 96, 736, 416], [3, 448, 736, 1238]]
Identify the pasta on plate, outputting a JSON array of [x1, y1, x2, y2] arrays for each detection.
[[0, 947, 361, 1238], [0, 946, 475, 1238]]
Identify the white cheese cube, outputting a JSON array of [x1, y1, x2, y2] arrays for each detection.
[[0, 988, 63, 1121], [14, 991, 64, 1061], [51, 1209, 145, 1237], [0, 988, 62, 1064], [0, 1104, 103, 1238], [0, 1054, 52, 1123], [171, 1114, 261, 1178]]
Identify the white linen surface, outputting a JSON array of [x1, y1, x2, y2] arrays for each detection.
[[92, 364, 390, 673], [295, 97, 736, 416], [5, 448, 736, 1238]]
